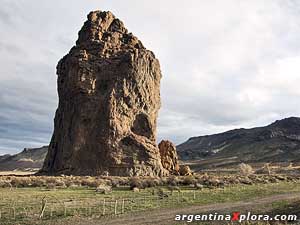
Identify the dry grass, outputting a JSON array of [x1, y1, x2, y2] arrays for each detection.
[[0, 181, 300, 224], [0, 173, 299, 190]]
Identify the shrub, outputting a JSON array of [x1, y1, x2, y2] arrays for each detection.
[[132, 187, 140, 192], [44, 177, 58, 184], [239, 163, 254, 176], [182, 176, 197, 185], [167, 185, 180, 193], [110, 179, 120, 188], [64, 179, 75, 187], [80, 178, 99, 187], [0, 180, 12, 188], [194, 183, 204, 189], [30, 178, 46, 187], [55, 179, 66, 188], [143, 178, 159, 188], [157, 188, 168, 199], [9, 177, 32, 187], [129, 177, 143, 189], [46, 183, 56, 189], [95, 184, 112, 194], [167, 175, 179, 186]]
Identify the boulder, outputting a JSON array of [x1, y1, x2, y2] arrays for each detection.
[[179, 165, 192, 176], [158, 140, 179, 174]]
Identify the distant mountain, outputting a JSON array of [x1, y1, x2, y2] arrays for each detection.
[[2, 117, 300, 172], [0, 146, 48, 171], [0, 154, 11, 162], [177, 117, 300, 167]]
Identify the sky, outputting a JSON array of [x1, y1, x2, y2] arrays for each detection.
[[1, 0, 300, 155]]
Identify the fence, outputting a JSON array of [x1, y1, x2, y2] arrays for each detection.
[[0, 190, 198, 222]]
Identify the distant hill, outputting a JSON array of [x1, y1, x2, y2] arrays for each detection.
[[177, 117, 300, 167], [0, 154, 11, 162], [0, 146, 48, 171], [2, 117, 300, 172]]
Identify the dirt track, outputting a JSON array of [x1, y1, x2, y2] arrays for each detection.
[[41, 192, 300, 225], [100, 192, 300, 225]]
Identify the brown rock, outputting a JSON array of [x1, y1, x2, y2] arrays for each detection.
[[179, 165, 192, 176], [158, 140, 179, 174], [41, 11, 168, 176]]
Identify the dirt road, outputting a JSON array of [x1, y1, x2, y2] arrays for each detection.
[[100, 192, 300, 225], [43, 192, 300, 225]]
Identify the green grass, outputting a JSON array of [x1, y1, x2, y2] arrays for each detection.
[[0, 181, 299, 224]]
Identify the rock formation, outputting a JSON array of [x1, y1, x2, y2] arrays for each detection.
[[41, 10, 168, 176], [179, 165, 192, 176], [158, 140, 179, 174]]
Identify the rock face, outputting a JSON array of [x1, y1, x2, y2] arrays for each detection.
[[41, 11, 168, 176], [158, 140, 179, 174]]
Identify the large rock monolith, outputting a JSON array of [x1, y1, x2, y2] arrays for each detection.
[[41, 11, 168, 176]]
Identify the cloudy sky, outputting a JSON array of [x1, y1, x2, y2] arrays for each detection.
[[1, 0, 300, 155]]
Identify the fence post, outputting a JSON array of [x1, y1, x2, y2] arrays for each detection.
[[88, 203, 92, 216], [39, 197, 47, 219], [64, 203, 67, 217], [12, 207, 16, 220], [102, 199, 106, 215], [23, 207, 28, 217], [121, 199, 125, 214], [86, 203, 89, 217], [114, 200, 118, 215]]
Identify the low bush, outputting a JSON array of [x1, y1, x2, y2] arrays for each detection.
[[182, 176, 197, 185], [95, 184, 112, 194], [239, 163, 254, 176], [167, 175, 179, 186], [129, 177, 144, 189]]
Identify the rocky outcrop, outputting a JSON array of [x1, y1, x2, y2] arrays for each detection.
[[41, 10, 168, 176], [158, 140, 179, 174]]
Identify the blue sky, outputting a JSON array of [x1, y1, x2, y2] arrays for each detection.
[[1, 0, 300, 154]]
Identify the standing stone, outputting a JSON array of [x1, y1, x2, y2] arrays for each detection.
[[41, 11, 168, 176], [158, 140, 180, 174]]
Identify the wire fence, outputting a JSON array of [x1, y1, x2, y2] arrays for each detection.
[[0, 190, 198, 222]]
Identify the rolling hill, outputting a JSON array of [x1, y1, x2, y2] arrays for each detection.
[[1, 117, 300, 171], [177, 117, 300, 168], [0, 146, 48, 171]]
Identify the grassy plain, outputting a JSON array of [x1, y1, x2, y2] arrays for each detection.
[[0, 180, 300, 225]]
